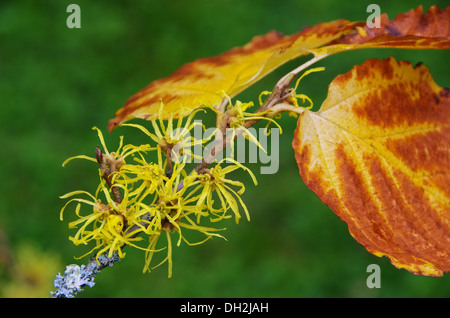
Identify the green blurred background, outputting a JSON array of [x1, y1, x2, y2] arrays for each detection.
[[0, 0, 449, 298]]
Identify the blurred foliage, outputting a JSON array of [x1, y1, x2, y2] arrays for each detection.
[[0, 240, 62, 297], [0, 0, 449, 297]]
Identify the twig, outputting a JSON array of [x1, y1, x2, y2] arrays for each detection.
[[51, 147, 126, 298], [52, 53, 326, 297]]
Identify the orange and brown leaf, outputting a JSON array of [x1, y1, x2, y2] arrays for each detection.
[[107, 20, 361, 131], [293, 57, 450, 276], [108, 5, 449, 132]]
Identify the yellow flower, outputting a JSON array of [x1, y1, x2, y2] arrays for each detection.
[[122, 102, 212, 164], [223, 96, 282, 153], [59, 177, 149, 261], [259, 66, 326, 118], [127, 160, 226, 277], [114, 145, 168, 203], [60, 127, 155, 261], [62, 126, 151, 169], [185, 158, 257, 224], [140, 204, 226, 278]]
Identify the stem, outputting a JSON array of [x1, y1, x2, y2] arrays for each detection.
[[215, 96, 229, 128], [267, 102, 308, 115], [277, 51, 330, 88], [96, 146, 123, 204]]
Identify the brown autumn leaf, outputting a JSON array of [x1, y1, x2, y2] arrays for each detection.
[[334, 5, 450, 46], [108, 5, 450, 132], [292, 57, 450, 276], [319, 4, 450, 56]]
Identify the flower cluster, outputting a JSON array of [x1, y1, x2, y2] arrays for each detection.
[[59, 64, 325, 278], [60, 102, 259, 277]]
